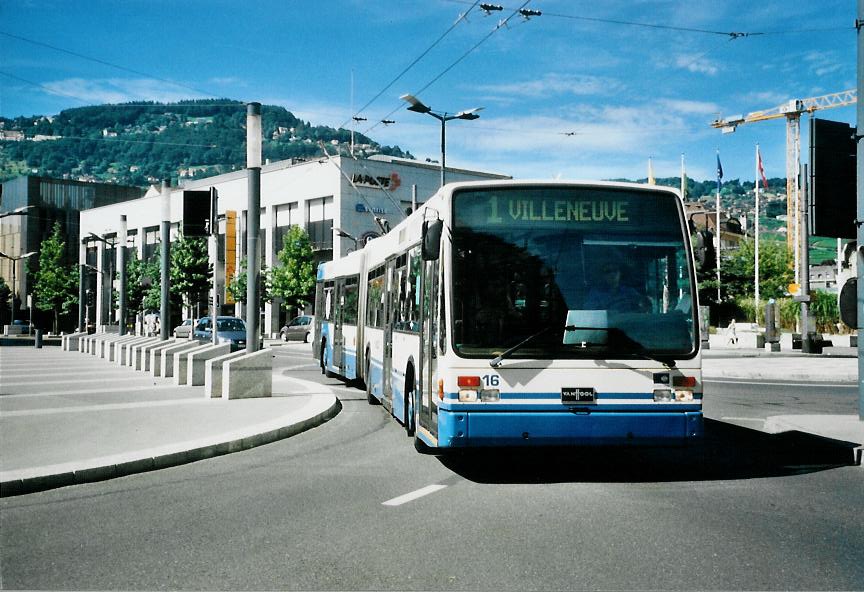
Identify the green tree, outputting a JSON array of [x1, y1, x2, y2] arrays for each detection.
[[271, 226, 316, 314], [122, 251, 159, 326], [226, 257, 272, 310], [722, 238, 793, 300], [0, 276, 11, 323], [33, 222, 79, 333], [170, 233, 211, 315]]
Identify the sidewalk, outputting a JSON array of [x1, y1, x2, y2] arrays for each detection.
[[0, 345, 338, 496], [0, 341, 859, 496]]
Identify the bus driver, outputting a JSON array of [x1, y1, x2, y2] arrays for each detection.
[[583, 261, 649, 312]]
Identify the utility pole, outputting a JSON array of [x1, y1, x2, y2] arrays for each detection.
[[246, 102, 262, 352], [160, 179, 171, 341], [856, 0, 864, 420], [118, 215, 127, 336]]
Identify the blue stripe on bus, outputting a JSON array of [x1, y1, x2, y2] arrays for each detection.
[[443, 391, 703, 401]]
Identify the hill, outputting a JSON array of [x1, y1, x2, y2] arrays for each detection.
[[0, 99, 412, 187]]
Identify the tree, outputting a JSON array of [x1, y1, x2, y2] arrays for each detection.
[[122, 250, 159, 327], [170, 233, 211, 316], [271, 226, 316, 314], [722, 238, 793, 300], [33, 222, 79, 333], [0, 276, 10, 324], [226, 257, 272, 310]]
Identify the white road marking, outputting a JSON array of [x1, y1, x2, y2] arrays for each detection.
[[382, 484, 448, 507]]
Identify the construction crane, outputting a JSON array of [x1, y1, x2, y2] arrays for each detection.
[[710, 89, 857, 280]]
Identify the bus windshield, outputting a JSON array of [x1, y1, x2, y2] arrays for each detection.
[[451, 186, 697, 360]]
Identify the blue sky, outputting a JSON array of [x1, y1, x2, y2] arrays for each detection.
[[0, 0, 856, 184]]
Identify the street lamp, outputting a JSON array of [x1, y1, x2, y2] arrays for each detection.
[[0, 250, 37, 327], [333, 227, 361, 252], [0, 205, 35, 219], [400, 94, 482, 187]]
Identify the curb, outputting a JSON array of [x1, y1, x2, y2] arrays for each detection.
[[0, 395, 340, 498]]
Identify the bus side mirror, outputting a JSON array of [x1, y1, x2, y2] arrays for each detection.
[[422, 219, 443, 261]]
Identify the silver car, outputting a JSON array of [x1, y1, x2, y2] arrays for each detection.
[[280, 315, 314, 343], [173, 318, 195, 339]]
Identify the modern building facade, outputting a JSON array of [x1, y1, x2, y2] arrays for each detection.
[[79, 155, 507, 336], [0, 176, 143, 326]]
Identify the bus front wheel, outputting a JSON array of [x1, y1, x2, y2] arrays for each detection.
[[404, 368, 416, 437]]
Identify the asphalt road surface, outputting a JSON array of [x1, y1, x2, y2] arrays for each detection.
[[1, 343, 861, 590]]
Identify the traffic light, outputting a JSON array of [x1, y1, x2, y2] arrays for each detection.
[[86, 289, 94, 307], [810, 118, 856, 239], [182, 189, 215, 237]]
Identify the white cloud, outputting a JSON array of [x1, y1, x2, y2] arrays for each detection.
[[675, 54, 719, 75], [475, 73, 619, 100], [659, 99, 721, 115], [42, 78, 205, 105]]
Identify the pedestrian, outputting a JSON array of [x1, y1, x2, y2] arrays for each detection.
[[727, 318, 738, 345]]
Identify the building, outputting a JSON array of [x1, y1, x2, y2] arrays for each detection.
[[0, 176, 144, 326], [79, 155, 507, 336]]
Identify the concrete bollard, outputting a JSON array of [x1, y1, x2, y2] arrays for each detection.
[[186, 344, 232, 386], [173, 344, 213, 385], [35, 329, 42, 349], [204, 350, 249, 398], [221, 348, 273, 399]]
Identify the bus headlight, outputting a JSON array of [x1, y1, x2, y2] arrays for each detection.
[[480, 389, 500, 402], [459, 390, 478, 402], [653, 388, 673, 402]]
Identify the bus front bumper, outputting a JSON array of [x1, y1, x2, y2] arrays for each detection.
[[435, 409, 703, 448]]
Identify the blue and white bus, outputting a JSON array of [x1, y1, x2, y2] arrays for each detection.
[[314, 180, 702, 451]]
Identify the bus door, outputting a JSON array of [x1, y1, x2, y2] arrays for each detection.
[[333, 279, 344, 372], [382, 258, 397, 410], [419, 259, 439, 434]]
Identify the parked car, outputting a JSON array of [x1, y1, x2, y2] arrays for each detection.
[[193, 316, 247, 351], [280, 315, 314, 343], [173, 318, 195, 339]]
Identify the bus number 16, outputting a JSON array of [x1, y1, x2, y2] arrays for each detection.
[[482, 375, 500, 387]]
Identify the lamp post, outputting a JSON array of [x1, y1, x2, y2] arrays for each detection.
[[87, 232, 117, 328], [400, 94, 482, 187], [333, 227, 361, 253], [0, 250, 37, 327]]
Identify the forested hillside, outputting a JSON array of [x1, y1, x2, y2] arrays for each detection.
[[0, 99, 411, 187]]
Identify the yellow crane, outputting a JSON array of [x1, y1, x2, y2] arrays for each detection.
[[710, 89, 856, 280]]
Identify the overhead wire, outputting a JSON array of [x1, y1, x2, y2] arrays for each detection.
[[339, 0, 482, 130], [364, 0, 533, 136]]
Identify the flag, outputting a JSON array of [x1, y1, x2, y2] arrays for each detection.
[[756, 147, 768, 190], [716, 152, 723, 183], [648, 157, 656, 185]]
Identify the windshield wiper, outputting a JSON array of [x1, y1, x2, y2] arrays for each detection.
[[490, 325, 561, 368], [489, 325, 676, 368]]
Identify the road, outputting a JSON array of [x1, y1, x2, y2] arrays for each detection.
[[1, 344, 862, 590]]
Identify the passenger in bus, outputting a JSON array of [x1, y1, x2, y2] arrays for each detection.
[[584, 261, 649, 312]]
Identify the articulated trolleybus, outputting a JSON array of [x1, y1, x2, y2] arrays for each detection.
[[314, 180, 702, 452]]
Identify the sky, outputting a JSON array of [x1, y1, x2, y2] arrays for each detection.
[[0, 0, 857, 185]]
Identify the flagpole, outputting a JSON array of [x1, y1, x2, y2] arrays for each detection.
[[680, 153, 686, 200], [755, 144, 761, 315], [716, 150, 722, 304]]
